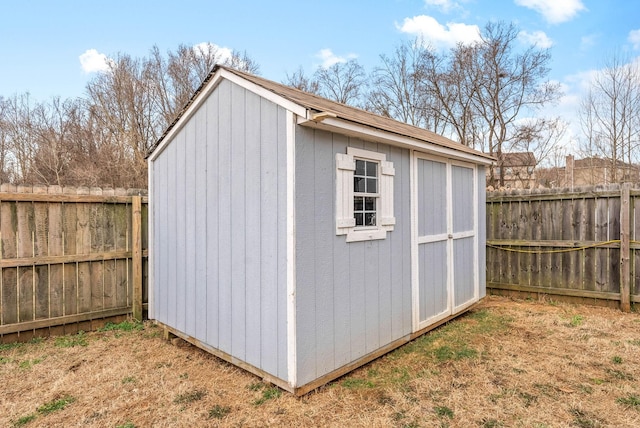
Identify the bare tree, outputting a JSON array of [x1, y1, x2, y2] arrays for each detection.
[[366, 40, 445, 131], [463, 22, 561, 186], [366, 22, 561, 187], [283, 66, 320, 94], [314, 59, 366, 106], [421, 42, 484, 146], [0, 97, 12, 182], [511, 117, 568, 167], [579, 53, 640, 183], [0, 43, 260, 188], [2, 93, 38, 183]]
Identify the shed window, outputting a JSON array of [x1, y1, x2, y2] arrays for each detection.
[[354, 159, 378, 227], [336, 147, 395, 242]]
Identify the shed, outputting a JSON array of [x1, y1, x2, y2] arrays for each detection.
[[147, 65, 494, 395]]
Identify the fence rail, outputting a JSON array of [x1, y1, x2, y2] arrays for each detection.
[[486, 183, 638, 310], [0, 184, 148, 342]]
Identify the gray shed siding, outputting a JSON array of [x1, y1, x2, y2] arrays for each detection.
[[152, 79, 289, 381], [478, 166, 487, 298], [294, 127, 412, 386]]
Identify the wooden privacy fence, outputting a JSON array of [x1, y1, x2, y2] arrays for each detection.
[[486, 183, 639, 310], [0, 184, 148, 342]]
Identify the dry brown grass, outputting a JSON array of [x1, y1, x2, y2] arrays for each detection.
[[3, 295, 640, 427]]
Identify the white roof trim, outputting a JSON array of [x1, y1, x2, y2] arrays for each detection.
[[298, 116, 494, 166], [148, 68, 308, 162]]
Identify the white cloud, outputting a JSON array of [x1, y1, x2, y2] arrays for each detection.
[[397, 15, 481, 48], [518, 30, 553, 48], [315, 48, 357, 69], [192, 42, 233, 62], [628, 29, 640, 50], [514, 0, 586, 24], [79, 49, 111, 73]]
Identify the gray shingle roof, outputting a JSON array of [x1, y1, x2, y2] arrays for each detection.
[[149, 64, 494, 162]]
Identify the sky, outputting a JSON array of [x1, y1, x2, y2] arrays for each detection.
[[1, 0, 639, 151]]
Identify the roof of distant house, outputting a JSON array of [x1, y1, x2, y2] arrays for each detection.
[[499, 152, 536, 167]]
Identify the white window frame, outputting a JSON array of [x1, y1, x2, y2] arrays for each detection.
[[336, 147, 395, 242]]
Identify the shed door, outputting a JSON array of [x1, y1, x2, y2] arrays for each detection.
[[413, 153, 477, 331]]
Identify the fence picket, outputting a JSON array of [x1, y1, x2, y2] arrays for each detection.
[[0, 187, 148, 341], [487, 184, 638, 310]]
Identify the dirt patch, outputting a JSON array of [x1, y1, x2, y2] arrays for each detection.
[[3, 295, 640, 427]]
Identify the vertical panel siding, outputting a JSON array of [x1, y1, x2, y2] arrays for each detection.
[[259, 97, 282, 377], [205, 87, 220, 348], [244, 90, 262, 369], [453, 237, 475, 306], [151, 79, 288, 383], [478, 167, 487, 298], [452, 166, 474, 232], [419, 241, 448, 320], [419, 160, 447, 237], [295, 128, 412, 386]]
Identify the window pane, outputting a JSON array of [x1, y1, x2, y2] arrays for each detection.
[[355, 213, 364, 226], [366, 161, 377, 177], [365, 197, 376, 211], [355, 159, 365, 176], [354, 197, 363, 211], [367, 178, 377, 193], [365, 212, 376, 226], [354, 177, 365, 192]]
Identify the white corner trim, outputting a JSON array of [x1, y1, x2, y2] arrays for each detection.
[[286, 110, 297, 387], [147, 160, 155, 320]]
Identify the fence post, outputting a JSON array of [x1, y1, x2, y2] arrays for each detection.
[[620, 183, 631, 312], [132, 196, 143, 321]]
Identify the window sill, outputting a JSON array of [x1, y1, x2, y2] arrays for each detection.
[[345, 228, 387, 243]]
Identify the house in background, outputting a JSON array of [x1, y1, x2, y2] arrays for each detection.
[[147, 65, 493, 395], [537, 155, 640, 188], [488, 151, 537, 189]]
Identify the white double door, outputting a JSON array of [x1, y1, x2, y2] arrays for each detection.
[[412, 153, 478, 331]]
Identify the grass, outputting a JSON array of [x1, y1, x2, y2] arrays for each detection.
[[4, 297, 640, 427], [434, 405, 454, 419], [570, 315, 584, 327], [37, 396, 76, 415], [361, 307, 510, 391], [54, 331, 87, 348], [570, 407, 604, 428], [12, 414, 36, 427], [13, 395, 77, 426], [98, 320, 144, 332], [19, 358, 43, 369], [0, 342, 25, 352], [251, 383, 282, 405], [173, 389, 207, 405], [341, 378, 375, 389], [616, 394, 640, 409], [208, 404, 231, 419]]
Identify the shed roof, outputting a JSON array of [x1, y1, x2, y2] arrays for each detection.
[[149, 65, 494, 163]]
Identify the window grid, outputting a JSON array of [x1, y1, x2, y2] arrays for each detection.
[[354, 159, 378, 227]]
